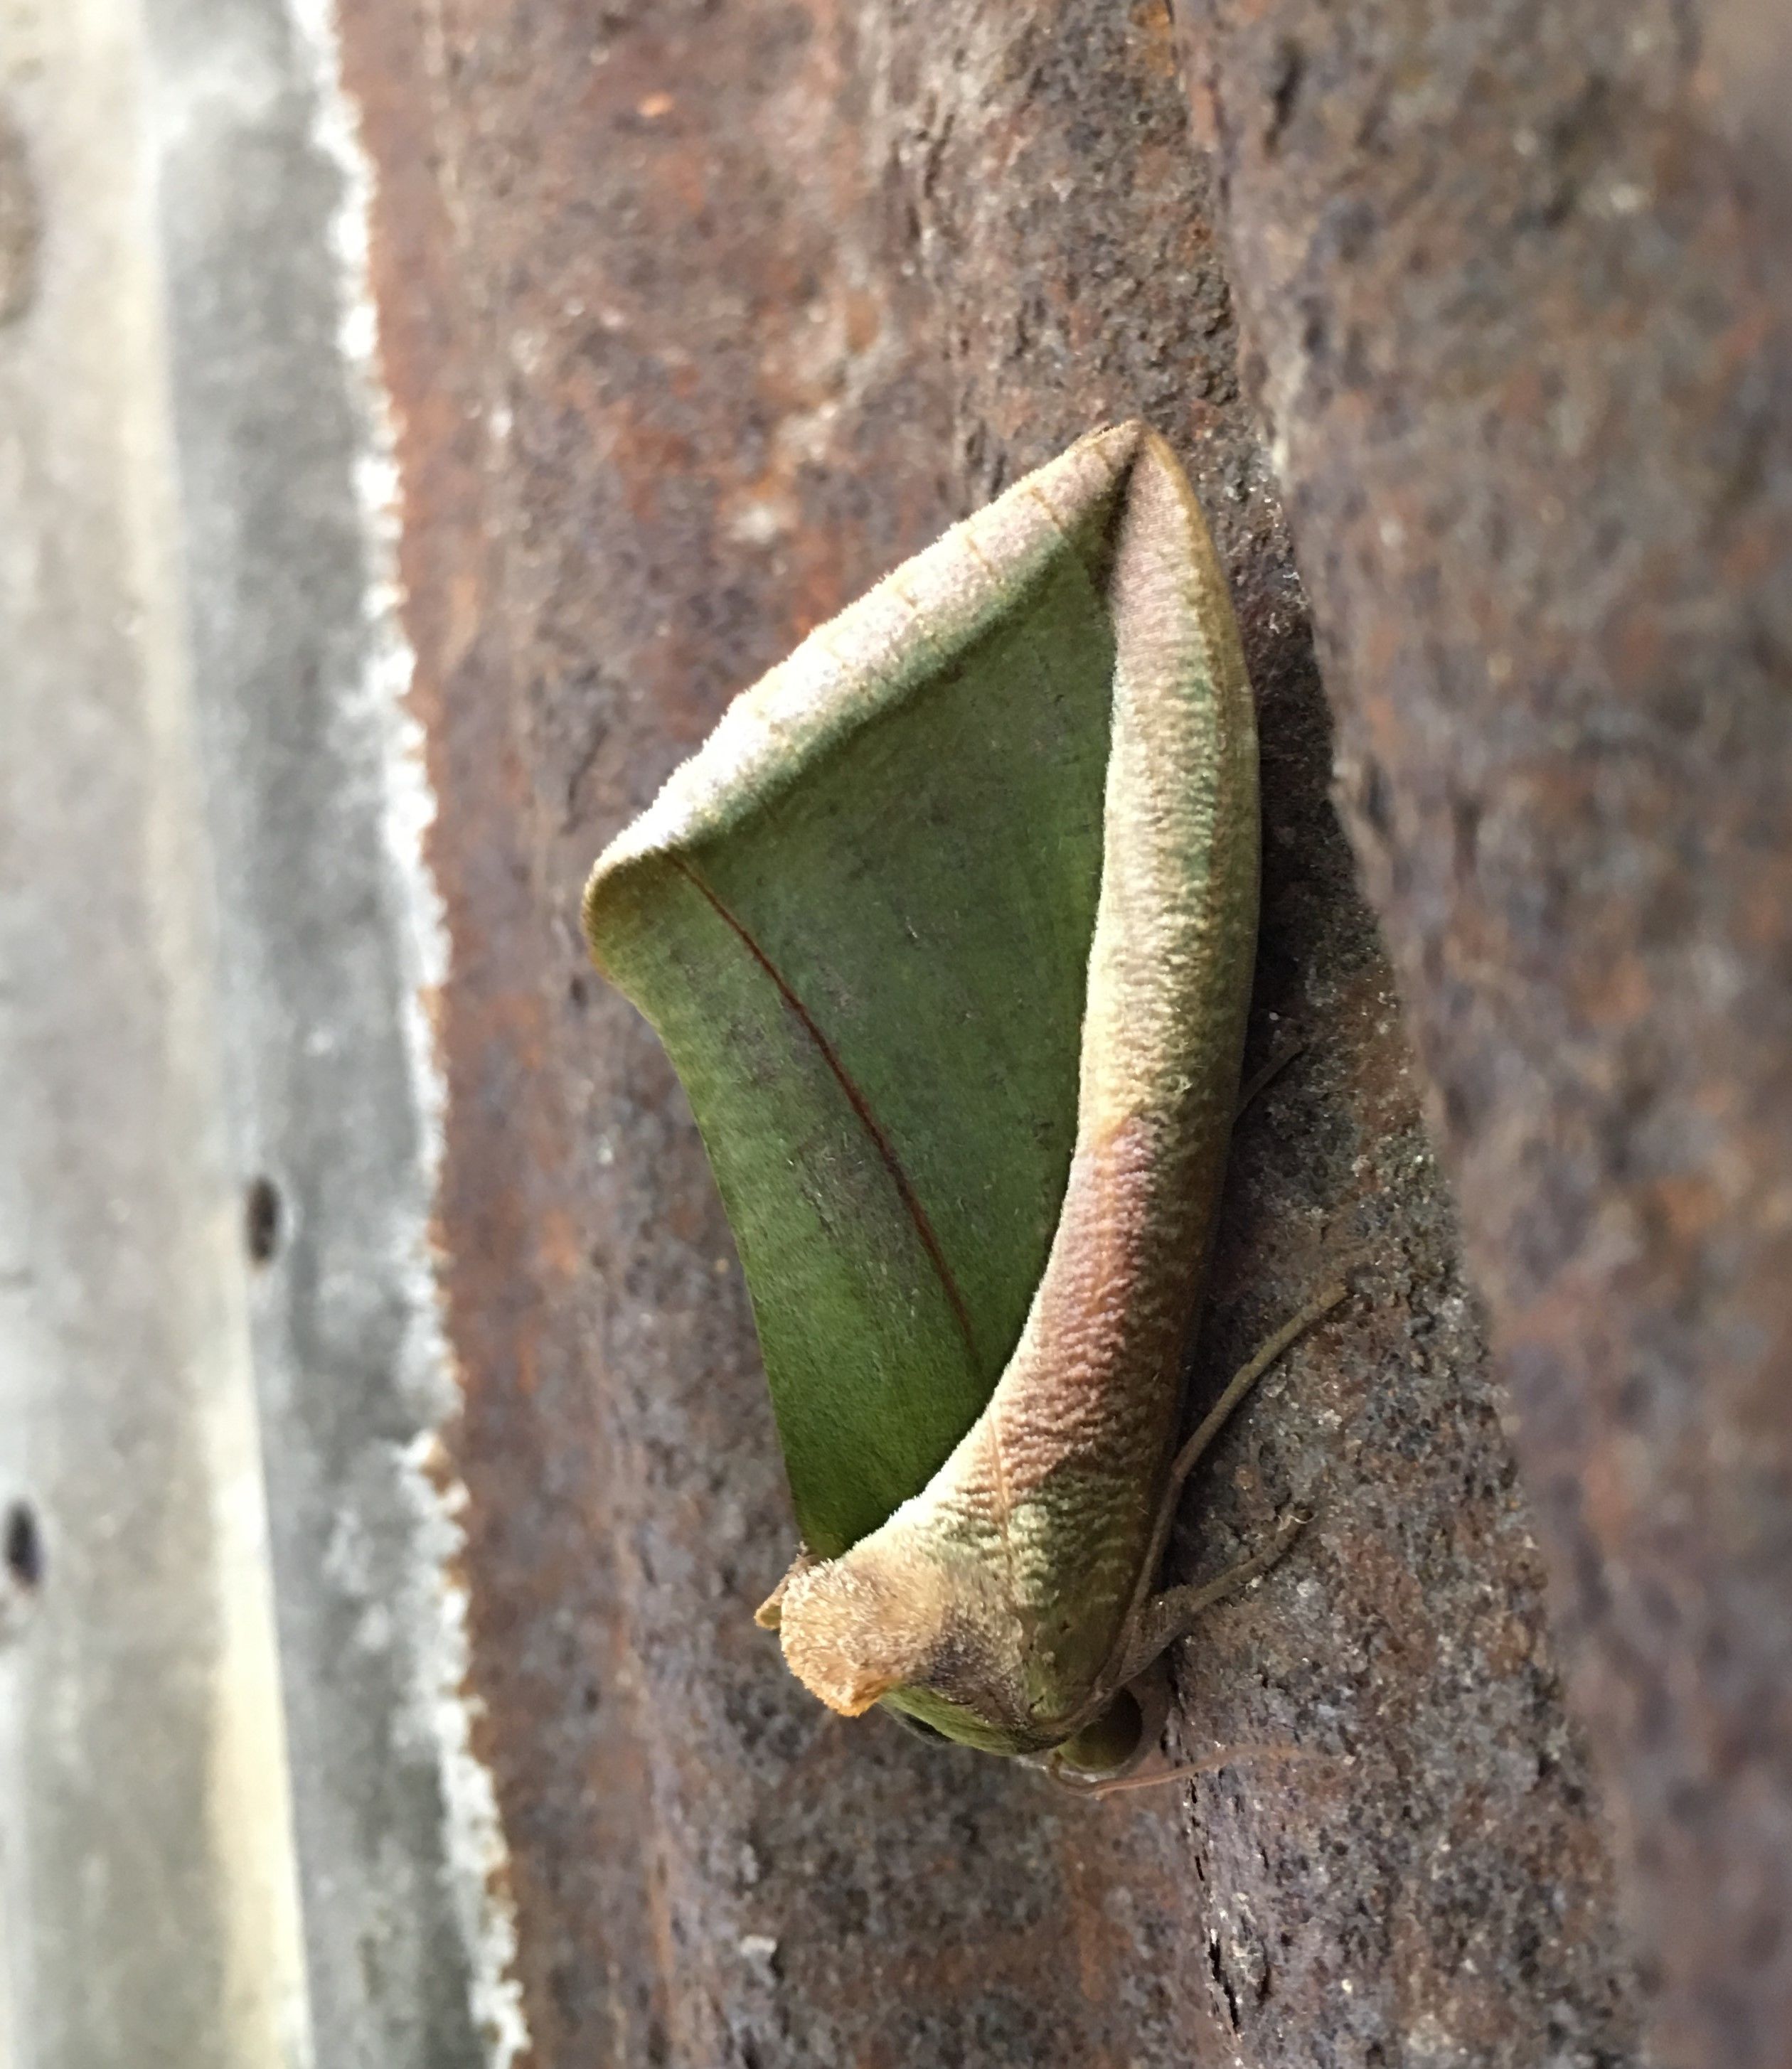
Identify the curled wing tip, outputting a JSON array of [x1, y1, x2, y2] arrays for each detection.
[[581, 423, 1158, 965], [1072, 417, 1146, 456], [580, 836, 666, 973], [578, 854, 613, 968]]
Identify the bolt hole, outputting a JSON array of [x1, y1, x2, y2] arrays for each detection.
[[5, 1502, 42, 1589], [245, 1177, 282, 1263]]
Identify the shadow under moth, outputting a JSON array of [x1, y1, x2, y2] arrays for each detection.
[[583, 423, 1343, 1782]]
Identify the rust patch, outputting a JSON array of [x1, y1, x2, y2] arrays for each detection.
[[1188, 0, 1792, 2061], [334, 0, 1646, 2060]]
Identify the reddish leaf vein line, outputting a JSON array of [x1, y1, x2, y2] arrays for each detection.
[[671, 857, 979, 1364]]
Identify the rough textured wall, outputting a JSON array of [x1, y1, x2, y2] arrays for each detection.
[[1178, 2, 1792, 2066], [338, 1, 1650, 2062]]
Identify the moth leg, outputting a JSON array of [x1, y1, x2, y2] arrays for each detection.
[[1116, 1506, 1311, 1685], [1108, 1278, 1350, 1686], [1234, 1037, 1306, 1118], [1166, 1278, 1350, 1499]]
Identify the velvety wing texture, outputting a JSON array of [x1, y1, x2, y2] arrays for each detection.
[[585, 427, 1148, 1557]]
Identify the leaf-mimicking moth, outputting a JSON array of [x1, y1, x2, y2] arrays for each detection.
[[583, 423, 1342, 1779]]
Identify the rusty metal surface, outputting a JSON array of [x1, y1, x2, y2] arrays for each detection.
[[1179, 1, 1792, 2065], [340, 0, 1650, 2060]]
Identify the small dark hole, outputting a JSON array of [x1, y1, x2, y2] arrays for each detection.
[[5, 1502, 42, 1589], [568, 974, 589, 1008], [1055, 1688, 1146, 1777], [245, 1177, 282, 1263]]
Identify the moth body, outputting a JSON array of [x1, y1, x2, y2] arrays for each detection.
[[767, 433, 1259, 1760], [587, 424, 1265, 1773]]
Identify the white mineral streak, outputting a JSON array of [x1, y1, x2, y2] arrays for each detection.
[[283, 3, 528, 2059]]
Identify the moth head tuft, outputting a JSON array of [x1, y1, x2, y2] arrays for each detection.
[[776, 1541, 955, 1718]]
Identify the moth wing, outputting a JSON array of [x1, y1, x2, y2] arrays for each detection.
[[585, 425, 1143, 1557]]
